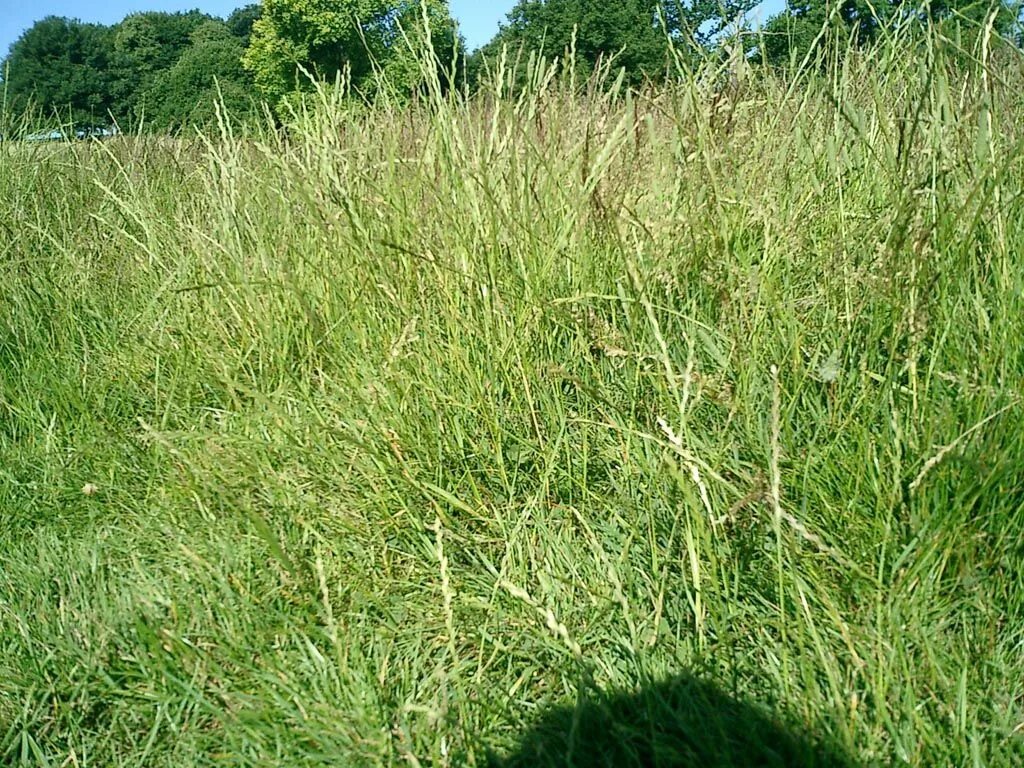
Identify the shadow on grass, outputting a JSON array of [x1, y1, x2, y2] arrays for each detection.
[[489, 673, 856, 768]]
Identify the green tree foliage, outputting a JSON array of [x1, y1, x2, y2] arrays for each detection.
[[760, 0, 879, 66], [488, 0, 668, 84], [375, 1, 461, 96], [243, 0, 458, 106], [471, 0, 756, 87], [760, 0, 1021, 66], [661, 0, 757, 48], [109, 10, 217, 123], [145, 21, 256, 131], [1, 17, 114, 125], [2, 8, 259, 131], [226, 4, 263, 46]]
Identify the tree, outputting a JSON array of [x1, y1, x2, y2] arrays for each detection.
[[145, 20, 256, 131], [475, 0, 668, 86], [373, 1, 461, 96], [760, 0, 880, 66], [242, 0, 458, 107], [1, 17, 114, 126], [109, 10, 216, 124], [759, 0, 1021, 67], [662, 0, 758, 49], [471, 0, 757, 88], [226, 4, 263, 46]]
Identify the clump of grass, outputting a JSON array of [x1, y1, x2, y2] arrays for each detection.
[[2, 22, 1023, 768]]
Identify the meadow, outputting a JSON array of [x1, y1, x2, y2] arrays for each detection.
[[2, 29, 1023, 767]]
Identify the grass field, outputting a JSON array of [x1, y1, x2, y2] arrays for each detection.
[[2, 29, 1023, 767]]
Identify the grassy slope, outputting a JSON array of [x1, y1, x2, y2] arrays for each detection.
[[2, 34, 1023, 767]]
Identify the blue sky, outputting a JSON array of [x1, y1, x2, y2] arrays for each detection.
[[0, 1, 516, 59]]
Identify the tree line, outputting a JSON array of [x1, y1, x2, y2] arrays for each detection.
[[1, 6, 260, 131], [2, 0, 1020, 132]]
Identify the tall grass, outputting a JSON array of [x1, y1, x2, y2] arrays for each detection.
[[2, 25, 1023, 767]]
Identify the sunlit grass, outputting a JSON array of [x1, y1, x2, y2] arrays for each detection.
[[2, 27, 1023, 767]]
